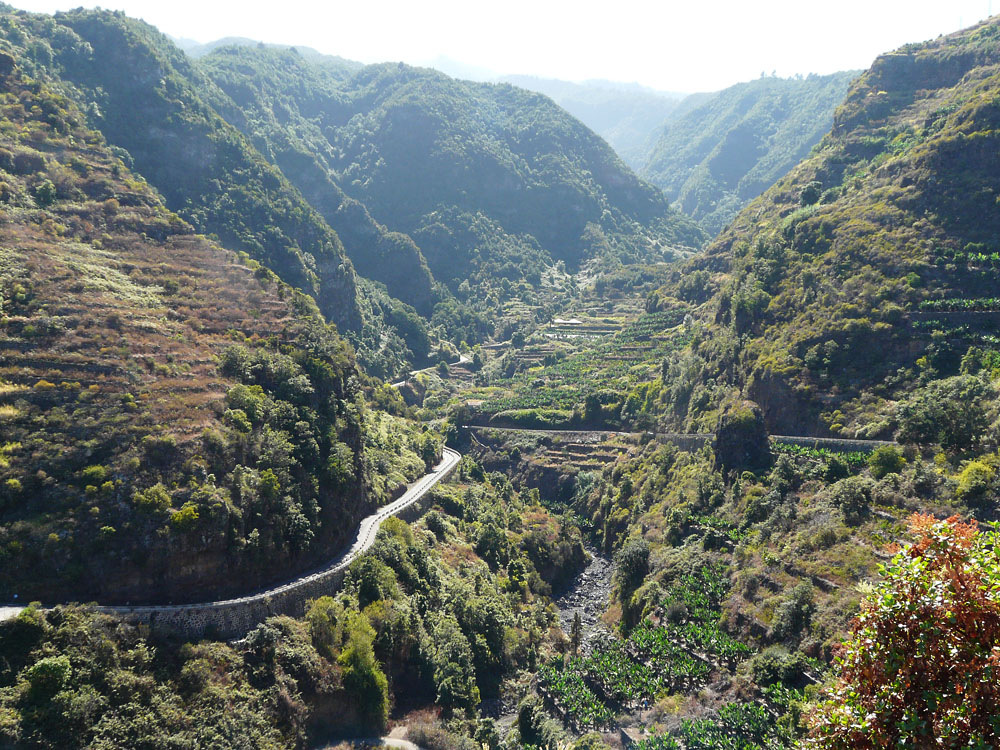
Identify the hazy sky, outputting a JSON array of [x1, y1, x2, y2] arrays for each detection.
[[8, 0, 998, 91]]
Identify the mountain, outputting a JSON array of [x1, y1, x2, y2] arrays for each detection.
[[10, 9, 700, 375], [650, 18, 1000, 438], [195, 46, 705, 337], [642, 72, 858, 236], [176, 34, 364, 70], [30, 10, 363, 334], [293, 63, 705, 272], [501, 75, 685, 169], [8, 9, 441, 378], [0, 45, 388, 604], [195, 44, 439, 316]]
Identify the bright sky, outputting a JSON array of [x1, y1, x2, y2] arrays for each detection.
[[8, 0, 998, 91]]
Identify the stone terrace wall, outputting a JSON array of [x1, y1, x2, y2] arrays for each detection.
[[104, 449, 460, 639]]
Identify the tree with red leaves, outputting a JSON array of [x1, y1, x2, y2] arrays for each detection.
[[807, 513, 1000, 747]]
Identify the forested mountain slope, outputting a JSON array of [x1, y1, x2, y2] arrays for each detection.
[[212, 56, 705, 287], [24, 9, 363, 334], [642, 72, 857, 235], [0, 24, 448, 606], [501, 75, 684, 169], [0, 8, 438, 379], [196, 45, 439, 316], [0, 52, 380, 603], [4, 7, 701, 376], [650, 19, 1000, 438], [194, 44, 705, 350]]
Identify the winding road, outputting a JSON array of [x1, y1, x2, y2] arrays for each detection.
[[0, 448, 462, 625], [390, 353, 472, 388]]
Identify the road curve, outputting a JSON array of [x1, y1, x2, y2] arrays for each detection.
[[0, 448, 462, 623], [390, 353, 471, 388]]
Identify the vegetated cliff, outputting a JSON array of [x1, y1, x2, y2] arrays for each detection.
[[648, 18, 1000, 438], [642, 71, 857, 236], [0, 48, 433, 604]]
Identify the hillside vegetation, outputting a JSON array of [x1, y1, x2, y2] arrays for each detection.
[[644, 20, 1000, 438], [642, 72, 857, 235], [196, 45, 439, 318], [0, 470, 589, 748], [210, 54, 705, 278], [5, 6, 702, 378], [0, 45, 443, 604], [5, 6, 1000, 750]]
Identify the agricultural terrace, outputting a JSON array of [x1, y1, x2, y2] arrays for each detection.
[[461, 308, 690, 426]]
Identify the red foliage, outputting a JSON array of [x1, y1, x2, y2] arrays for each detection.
[[807, 513, 1000, 747]]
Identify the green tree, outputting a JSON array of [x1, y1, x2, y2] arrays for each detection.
[[896, 375, 992, 450], [430, 615, 480, 715], [338, 613, 389, 731]]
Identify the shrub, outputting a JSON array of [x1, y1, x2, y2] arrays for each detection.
[[615, 537, 650, 593], [170, 503, 200, 531], [867, 446, 905, 480], [807, 514, 1000, 747], [338, 613, 388, 731], [132, 483, 170, 513], [827, 475, 873, 525], [23, 655, 71, 702], [750, 646, 807, 686], [79, 464, 108, 486], [769, 582, 814, 643], [955, 459, 996, 505]]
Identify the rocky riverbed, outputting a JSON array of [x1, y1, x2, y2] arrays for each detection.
[[553, 546, 615, 652]]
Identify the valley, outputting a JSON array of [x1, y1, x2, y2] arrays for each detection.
[[1, 5, 1000, 750]]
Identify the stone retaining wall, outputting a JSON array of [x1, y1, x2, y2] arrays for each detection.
[[770, 435, 896, 452], [653, 433, 714, 451], [104, 449, 460, 639]]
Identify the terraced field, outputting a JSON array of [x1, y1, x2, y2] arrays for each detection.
[[463, 308, 691, 424]]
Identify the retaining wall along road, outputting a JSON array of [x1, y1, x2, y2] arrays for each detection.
[[769, 435, 895, 452], [101, 448, 461, 639]]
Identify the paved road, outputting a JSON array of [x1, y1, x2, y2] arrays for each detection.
[[0, 448, 462, 621], [390, 353, 471, 388]]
